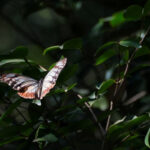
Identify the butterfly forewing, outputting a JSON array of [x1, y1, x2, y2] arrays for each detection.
[[40, 58, 67, 99]]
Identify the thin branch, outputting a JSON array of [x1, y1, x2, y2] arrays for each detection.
[[77, 94, 105, 139], [105, 101, 113, 131]]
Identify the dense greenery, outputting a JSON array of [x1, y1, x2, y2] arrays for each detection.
[[0, 0, 150, 149]]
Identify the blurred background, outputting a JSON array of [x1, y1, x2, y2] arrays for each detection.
[[0, 0, 150, 150]]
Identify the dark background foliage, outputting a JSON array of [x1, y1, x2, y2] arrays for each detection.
[[0, 0, 150, 150]]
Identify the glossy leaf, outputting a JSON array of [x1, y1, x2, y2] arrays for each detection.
[[119, 40, 141, 48], [0, 59, 33, 66], [110, 11, 125, 27], [145, 128, 150, 148], [43, 45, 60, 55], [95, 49, 117, 65]]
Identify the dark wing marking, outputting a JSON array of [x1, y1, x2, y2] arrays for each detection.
[[40, 58, 67, 99], [0, 73, 38, 99]]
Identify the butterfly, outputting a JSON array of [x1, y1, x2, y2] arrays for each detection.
[[0, 58, 67, 100]]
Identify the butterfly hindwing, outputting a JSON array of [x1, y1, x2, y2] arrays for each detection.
[[40, 58, 67, 99]]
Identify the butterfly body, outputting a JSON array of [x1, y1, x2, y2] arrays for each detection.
[[0, 58, 67, 100]]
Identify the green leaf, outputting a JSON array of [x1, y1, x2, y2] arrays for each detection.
[[124, 5, 143, 21], [89, 96, 109, 111], [34, 133, 58, 142], [67, 83, 77, 91], [95, 41, 117, 55], [95, 49, 117, 65], [134, 46, 150, 59], [107, 114, 149, 141], [119, 40, 141, 48], [98, 79, 115, 94], [43, 45, 60, 55], [10, 46, 28, 58], [144, 0, 150, 15], [0, 100, 22, 121], [123, 49, 129, 62], [62, 38, 82, 50], [0, 59, 33, 66], [0, 136, 24, 146], [58, 64, 78, 83], [110, 11, 125, 27], [145, 128, 150, 148]]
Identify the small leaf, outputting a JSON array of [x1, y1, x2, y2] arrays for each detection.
[[0, 59, 33, 66], [98, 79, 115, 94], [62, 38, 82, 50], [145, 128, 150, 148], [110, 11, 125, 27], [43, 45, 60, 55], [134, 46, 150, 59], [33, 133, 58, 142], [119, 40, 141, 48], [95, 41, 117, 55], [95, 49, 117, 65], [124, 5, 143, 21], [10, 46, 28, 58], [89, 96, 109, 111]]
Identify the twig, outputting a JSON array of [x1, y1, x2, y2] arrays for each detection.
[[105, 101, 113, 131], [102, 25, 150, 150], [123, 91, 146, 106], [77, 94, 105, 139]]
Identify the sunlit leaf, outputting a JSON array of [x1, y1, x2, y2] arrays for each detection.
[[0, 59, 33, 66], [110, 11, 125, 27], [43, 45, 60, 55]]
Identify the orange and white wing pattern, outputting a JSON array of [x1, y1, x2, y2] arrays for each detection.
[[0, 73, 38, 99], [40, 58, 67, 99]]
